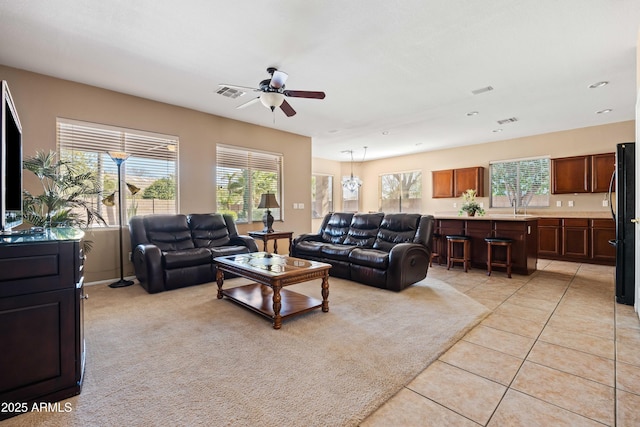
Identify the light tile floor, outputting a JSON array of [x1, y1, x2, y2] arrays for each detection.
[[362, 259, 640, 426]]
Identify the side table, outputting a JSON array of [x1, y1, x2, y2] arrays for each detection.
[[248, 230, 294, 254]]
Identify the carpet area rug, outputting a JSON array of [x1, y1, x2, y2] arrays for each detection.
[[3, 276, 489, 427]]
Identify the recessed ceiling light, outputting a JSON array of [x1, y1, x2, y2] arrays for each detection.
[[382, 131, 389, 135], [588, 81, 609, 89], [492, 129, 503, 133], [596, 109, 612, 114], [466, 111, 479, 116]]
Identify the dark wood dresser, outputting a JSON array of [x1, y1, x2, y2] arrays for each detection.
[[0, 228, 85, 420]]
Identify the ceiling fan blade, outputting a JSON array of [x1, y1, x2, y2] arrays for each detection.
[[270, 70, 288, 89], [236, 97, 261, 109], [280, 99, 296, 117], [283, 90, 326, 99], [219, 84, 260, 92]]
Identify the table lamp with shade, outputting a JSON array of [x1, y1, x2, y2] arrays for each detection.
[[258, 193, 279, 233]]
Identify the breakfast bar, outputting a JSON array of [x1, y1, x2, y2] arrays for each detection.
[[435, 215, 539, 275]]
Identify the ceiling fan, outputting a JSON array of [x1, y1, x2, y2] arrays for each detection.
[[219, 67, 325, 117]]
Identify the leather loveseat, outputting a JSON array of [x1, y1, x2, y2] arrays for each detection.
[[129, 213, 258, 293], [290, 212, 434, 291]]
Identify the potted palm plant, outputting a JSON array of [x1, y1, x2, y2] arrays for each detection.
[[458, 189, 485, 217], [23, 150, 107, 250]]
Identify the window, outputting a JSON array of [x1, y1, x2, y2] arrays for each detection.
[[216, 144, 282, 224], [342, 181, 359, 212], [490, 156, 550, 209], [57, 119, 178, 226], [379, 171, 422, 213], [311, 174, 333, 218]]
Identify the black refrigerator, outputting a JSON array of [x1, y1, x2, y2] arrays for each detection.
[[609, 142, 636, 305]]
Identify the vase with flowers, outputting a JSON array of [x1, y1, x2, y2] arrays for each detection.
[[458, 189, 485, 217]]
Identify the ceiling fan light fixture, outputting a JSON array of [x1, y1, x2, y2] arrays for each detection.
[[260, 92, 285, 111]]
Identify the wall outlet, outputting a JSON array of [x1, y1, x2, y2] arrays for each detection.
[[293, 203, 299, 209], [602, 200, 608, 207], [556, 201, 562, 207], [453, 202, 457, 208], [298, 203, 304, 209], [568, 200, 574, 207], [480, 202, 484, 208], [128, 252, 132, 261]]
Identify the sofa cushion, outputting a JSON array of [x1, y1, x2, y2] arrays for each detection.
[[348, 248, 389, 269], [320, 243, 356, 262], [144, 214, 195, 251], [188, 213, 232, 247], [163, 248, 211, 269], [373, 213, 421, 252], [321, 212, 354, 244], [343, 212, 384, 247]]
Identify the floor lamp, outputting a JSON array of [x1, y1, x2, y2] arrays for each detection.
[[107, 151, 135, 288]]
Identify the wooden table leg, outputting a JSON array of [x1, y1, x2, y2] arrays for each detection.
[[272, 284, 282, 329], [262, 237, 268, 252], [216, 269, 224, 299], [273, 238, 278, 254], [321, 274, 330, 312]]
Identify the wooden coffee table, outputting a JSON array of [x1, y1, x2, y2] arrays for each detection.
[[214, 252, 331, 329]]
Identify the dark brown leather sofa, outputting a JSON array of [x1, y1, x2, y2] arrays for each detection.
[[290, 212, 434, 291], [129, 213, 258, 293]]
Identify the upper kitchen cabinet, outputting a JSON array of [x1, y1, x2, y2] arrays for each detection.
[[454, 167, 484, 197], [432, 169, 454, 198], [551, 152, 614, 194], [432, 167, 484, 198], [591, 152, 615, 193]]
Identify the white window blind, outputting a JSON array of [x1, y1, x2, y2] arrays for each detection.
[[379, 171, 422, 213], [312, 174, 333, 218], [490, 156, 550, 209], [216, 144, 283, 223], [57, 119, 178, 226]]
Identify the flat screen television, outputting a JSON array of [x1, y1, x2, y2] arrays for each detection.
[[1, 80, 23, 233]]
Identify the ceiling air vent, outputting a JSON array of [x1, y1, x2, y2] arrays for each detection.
[[471, 86, 494, 95], [496, 117, 518, 125], [217, 86, 246, 99]]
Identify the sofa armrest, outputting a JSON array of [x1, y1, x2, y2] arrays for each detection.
[[230, 235, 259, 252], [292, 233, 324, 245], [132, 244, 165, 294], [387, 243, 431, 291]]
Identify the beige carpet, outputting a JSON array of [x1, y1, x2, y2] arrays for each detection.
[[3, 276, 489, 427]]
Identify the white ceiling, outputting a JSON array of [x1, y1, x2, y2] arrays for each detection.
[[0, 0, 638, 161]]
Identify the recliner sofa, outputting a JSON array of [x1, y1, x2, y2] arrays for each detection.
[[290, 212, 434, 291], [129, 213, 258, 293]]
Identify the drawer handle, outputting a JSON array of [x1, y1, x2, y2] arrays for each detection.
[[632, 218, 640, 224], [81, 294, 89, 300]]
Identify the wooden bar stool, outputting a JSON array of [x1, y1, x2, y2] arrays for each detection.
[[485, 237, 513, 278], [430, 232, 443, 267], [446, 235, 471, 272]]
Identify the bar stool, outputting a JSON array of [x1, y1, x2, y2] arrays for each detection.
[[485, 237, 514, 278], [446, 235, 471, 272], [430, 232, 443, 267]]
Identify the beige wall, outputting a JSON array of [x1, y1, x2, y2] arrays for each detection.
[[1, 65, 312, 282], [314, 120, 635, 223]]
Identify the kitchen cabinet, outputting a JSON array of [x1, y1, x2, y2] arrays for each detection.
[[551, 152, 615, 194], [435, 216, 538, 275], [454, 167, 485, 197], [432, 166, 484, 198], [537, 218, 562, 257], [591, 153, 615, 193], [591, 219, 616, 263], [536, 217, 614, 265], [552, 156, 590, 193], [0, 229, 85, 420], [432, 169, 454, 198], [562, 218, 589, 259]]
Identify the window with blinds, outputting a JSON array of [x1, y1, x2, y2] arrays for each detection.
[[312, 174, 333, 218], [379, 171, 422, 213], [216, 144, 283, 224], [57, 119, 178, 226], [490, 156, 550, 209]]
